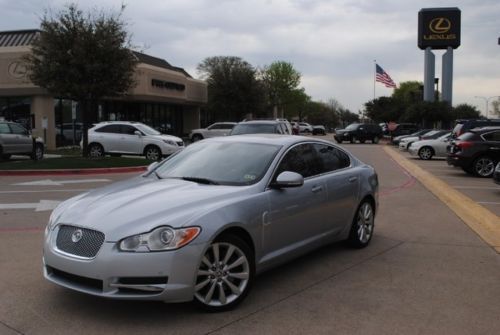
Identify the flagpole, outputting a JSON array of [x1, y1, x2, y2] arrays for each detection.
[[373, 60, 376, 100]]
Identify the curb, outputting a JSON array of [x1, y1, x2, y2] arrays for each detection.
[[383, 146, 500, 253], [0, 166, 147, 176]]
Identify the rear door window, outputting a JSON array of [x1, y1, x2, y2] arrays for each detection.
[[313, 144, 350, 173], [9, 123, 28, 135], [275, 143, 323, 178], [482, 131, 500, 141], [0, 123, 10, 134]]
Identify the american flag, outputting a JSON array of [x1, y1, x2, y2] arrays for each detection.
[[375, 64, 397, 88]]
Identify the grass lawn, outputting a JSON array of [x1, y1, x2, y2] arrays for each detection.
[[0, 157, 150, 170]]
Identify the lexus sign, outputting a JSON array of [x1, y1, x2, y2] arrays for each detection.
[[418, 7, 461, 49]]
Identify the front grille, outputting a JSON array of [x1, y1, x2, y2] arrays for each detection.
[[56, 225, 105, 258]]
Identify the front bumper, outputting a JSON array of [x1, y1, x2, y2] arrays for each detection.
[[408, 146, 419, 156], [43, 225, 206, 302]]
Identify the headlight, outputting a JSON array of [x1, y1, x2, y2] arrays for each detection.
[[119, 226, 201, 252], [163, 139, 176, 146]]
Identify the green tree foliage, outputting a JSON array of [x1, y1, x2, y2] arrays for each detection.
[[401, 101, 452, 128], [392, 81, 423, 104], [338, 108, 359, 127], [452, 104, 482, 120], [24, 4, 137, 156], [261, 61, 301, 117], [282, 88, 310, 121], [302, 100, 341, 130], [197, 56, 265, 122], [364, 97, 404, 122]]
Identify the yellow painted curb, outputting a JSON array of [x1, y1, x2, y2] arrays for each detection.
[[383, 146, 500, 253]]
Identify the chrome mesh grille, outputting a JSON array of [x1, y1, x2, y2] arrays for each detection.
[[56, 225, 105, 258]]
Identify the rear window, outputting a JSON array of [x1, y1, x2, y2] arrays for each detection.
[[231, 124, 277, 135], [457, 132, 476, 141]]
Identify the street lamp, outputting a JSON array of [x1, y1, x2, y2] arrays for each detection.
[[474, 96, 500, 119]]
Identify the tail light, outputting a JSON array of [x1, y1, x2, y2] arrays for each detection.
[[455, 141, 473, 151]]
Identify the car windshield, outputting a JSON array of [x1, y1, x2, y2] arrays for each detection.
[[438, 133, 451, 140], [135, 124, 161, 136], [231, 124, 277, 135], [155, 141, 281, 186], [345, 124, 359, 131]]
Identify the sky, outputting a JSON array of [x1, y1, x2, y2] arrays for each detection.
[[1, 0, 499, 116]]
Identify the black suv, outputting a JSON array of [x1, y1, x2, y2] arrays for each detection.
[[452, 119, 500, 138], [447, 127, 500, 177], [230, 120, 292, 135], [334, 123, 383, 144]]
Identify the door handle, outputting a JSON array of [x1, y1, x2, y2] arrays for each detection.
[[348, 176, 358, 183], [311, 185, 323, 193]]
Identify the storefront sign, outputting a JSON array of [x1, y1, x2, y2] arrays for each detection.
[[7, 61, 27, 79], [151, 79, 185, 91], [418, 8, 461, 49]]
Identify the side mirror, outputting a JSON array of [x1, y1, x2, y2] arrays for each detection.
[[147, 161, 159, 172], [134, 130, 142, 137], [271, 171, 304, 188]]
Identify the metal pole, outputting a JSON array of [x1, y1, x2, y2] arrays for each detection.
[[442, 47, 453, 104], [424, 48, 435, 102]]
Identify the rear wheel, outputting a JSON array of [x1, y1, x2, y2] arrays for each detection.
[[347, 200, 375, 248], [88, 143, 104, 158], [192, 134, 203, 142], [32, 143, 44, 160], [472, 156, 496, 177], [194, 234, 254, 312], [418, 147, 434, 160]]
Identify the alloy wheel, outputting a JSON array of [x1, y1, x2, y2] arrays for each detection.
[[356, 202, 374, 244], [418, 147, 433, 160], [35, 145, 44, 160], [194, 242, 250, 308], [474, 157, 495, 177], [89, 144, 104, 158], [145, 147, 161, 160]]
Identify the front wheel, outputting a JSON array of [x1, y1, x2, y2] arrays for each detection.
[[372, 136, 380, 144], [88, 143, 104, 158], [472, 156, 496, 177], [347, 200, 375, 248], [194, 235, 254, 312], [144, 146, 162, 161]]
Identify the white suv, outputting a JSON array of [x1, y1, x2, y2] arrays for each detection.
[[189, 122, 237, 142], [86, 121, 184, 160]]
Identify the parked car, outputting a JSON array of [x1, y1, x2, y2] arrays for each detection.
[[86, 121, 184, 160], [452, 119, 500, 138], [298, 122, 314, 133], [447, 127, 500, 177], [408, 132, 452, 160], [494, 162, 500, 185], [230, 120, 292, 135], [334, 123, 383, 144], [312, 125, 326, 135], [398, 130, 449, 151], [189, 122, 237, 142], [43, 135, 378, 311], [389, 123, 420, 137], [391, 129, 431, 146], [0, 121, 44, 160], [290, 122, 300, 135]]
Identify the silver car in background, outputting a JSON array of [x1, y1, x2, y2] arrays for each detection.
[[189, 122, 237, 142], [408, 133, 452, 160], [43, 135, 378, 311]]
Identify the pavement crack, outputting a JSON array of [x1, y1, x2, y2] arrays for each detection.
[[204, 241, 405, 335], [0, 319, 25, 335]]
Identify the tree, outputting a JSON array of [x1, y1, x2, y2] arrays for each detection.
[[364, 97, 404, 122], [452, 104, 481, 120], [261, 61, 301, 118], [24, 4, 137, 156], [401, 101, 452, 128], [392, 81, 424, 104], [303, 100, 340, 130], [338, 108, 359, 127], [197, 56, 265, 122]]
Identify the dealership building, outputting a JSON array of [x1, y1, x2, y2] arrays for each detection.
[[0, 29, 207, 149]]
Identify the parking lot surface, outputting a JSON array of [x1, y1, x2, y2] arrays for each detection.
[[1, 141, 500, 335]]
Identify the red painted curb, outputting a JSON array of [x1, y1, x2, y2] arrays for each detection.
[[0, 166, 147, 176]]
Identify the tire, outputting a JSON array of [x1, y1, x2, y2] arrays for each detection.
[[472, 156, 496, 178], [347, 200, 375, 248], [32, 143, 44, 160], [144, 145, 162, 161], [88, 143, 105, 158], [372, 136, 380, 144], [418, 147, 434, 160], [194, 234, 254, 312], [192, 134, 203, 142]]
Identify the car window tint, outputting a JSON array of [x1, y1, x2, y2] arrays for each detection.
[[95, 125, 121, 133], [209, 124, 221, 130], [9, 123, 27, 135], [483, 131, 500, 141], [220, 124, 234, 130], [0, 123, 10, 134], [313, 144, 350, 173], [121, 125, 138, 135], [275, 144, 323, 178]]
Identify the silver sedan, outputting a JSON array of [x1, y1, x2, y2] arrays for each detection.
[[43, 135, 378, 311], [408, 133, 451, 160]]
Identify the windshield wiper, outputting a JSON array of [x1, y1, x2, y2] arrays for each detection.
[[181, 176, 219, 185]]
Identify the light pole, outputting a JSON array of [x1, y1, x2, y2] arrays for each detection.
[[474, 96, 500, 119]]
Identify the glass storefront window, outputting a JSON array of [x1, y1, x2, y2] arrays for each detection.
[[0, 97, 31, 128], [54, 98, 82, 147]]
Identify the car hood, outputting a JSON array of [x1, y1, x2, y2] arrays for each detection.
[[400, 136, 418, 143], [53, 177, 252, 241]]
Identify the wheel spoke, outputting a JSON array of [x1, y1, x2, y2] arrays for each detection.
[[228, 271, 249, 280], [202, 256, 212, 268], [212, 243, 220, 264], [226, 256, 246, 270], [197, 270, 211, 276], [218, 283, 227, 305], [204, 281, 217, 304], [222, 245, 235, 265], [195, 278, 211, 291], [222, 278, 241, 295]]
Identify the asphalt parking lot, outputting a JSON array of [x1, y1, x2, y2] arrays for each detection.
[[1, 138, 500, 335]]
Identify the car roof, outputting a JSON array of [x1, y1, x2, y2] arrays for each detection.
[[204, 134, 332, 146], [470, 126, 500, 133], [237, 120, 282, 125]]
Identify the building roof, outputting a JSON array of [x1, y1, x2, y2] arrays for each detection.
[[0, 29, 192, 78]]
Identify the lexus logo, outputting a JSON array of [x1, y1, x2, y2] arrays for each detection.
[[429, 18, 451, 34], [7, 62, 27, 79], [71, 229, 83, 243]]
